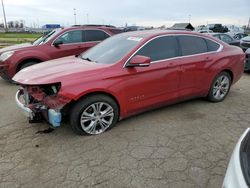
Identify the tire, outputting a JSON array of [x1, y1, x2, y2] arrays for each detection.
[[207, 71, 232, 102], [1, 75, 11, 82], [19, 62, 37, 71], [70, 94, 119, 135]]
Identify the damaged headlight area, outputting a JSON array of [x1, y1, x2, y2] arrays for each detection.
[[16, 83, 71, 128]]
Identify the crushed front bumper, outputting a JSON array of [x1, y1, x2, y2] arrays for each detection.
[[15, 89, 35, 119], [15, 89, 62, 127]]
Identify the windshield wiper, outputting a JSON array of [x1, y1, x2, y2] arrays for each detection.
[[81, 57, 93, 62]]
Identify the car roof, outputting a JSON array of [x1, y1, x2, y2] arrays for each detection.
[[63, 25, 123, 31], [118, 29, 214, 39]]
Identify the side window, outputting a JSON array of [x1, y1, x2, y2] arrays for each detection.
[[220, 34, 233, 43], [213, 34, 221, 40], [205, 39, 220, 52], [85, 30, 110, 42], [178, 35, 208, 56], [54, 30, 83, 44], [135, 36, 178, 61]]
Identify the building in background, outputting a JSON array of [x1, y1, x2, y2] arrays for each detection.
[[169, 23, 195, 31], [42, 24, 61, 31]]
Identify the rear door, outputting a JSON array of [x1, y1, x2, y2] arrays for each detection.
[[177, 35, 219, 98]]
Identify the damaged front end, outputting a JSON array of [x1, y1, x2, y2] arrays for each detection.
[[15, 83, 71, 128]]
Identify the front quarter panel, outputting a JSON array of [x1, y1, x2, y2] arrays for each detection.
[[6, 46, 51, 77]]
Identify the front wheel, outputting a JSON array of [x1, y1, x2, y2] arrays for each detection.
[[70, 95, 119, 135], [207, 71, 232, 102]]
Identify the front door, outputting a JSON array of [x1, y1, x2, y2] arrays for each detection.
[[121, 36, 181, 114], [49, 29, 86, 59]]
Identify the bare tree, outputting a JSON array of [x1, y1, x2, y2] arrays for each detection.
[[8, 21, 14, 28], [15, 20, 19, 28]]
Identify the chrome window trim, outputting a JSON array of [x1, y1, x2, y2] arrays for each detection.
[[123, 34, 223, 68], [51, 28, 111, 47]]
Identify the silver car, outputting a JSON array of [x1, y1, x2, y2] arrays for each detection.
[[240, 36, 250, 51], [246, 48, 250, 71]]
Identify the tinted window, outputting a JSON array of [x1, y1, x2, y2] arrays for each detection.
[[135, 36, 178, 61], [178, 36, 208, 56], [54, 30, 83, 44], [220, 34, 233, 43], [85, 30, 110, 42], [205, 39, 220, 52]]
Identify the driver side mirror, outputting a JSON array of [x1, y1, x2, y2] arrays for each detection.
[[127, 55, 151, 68], [53, 40, 63, 47]]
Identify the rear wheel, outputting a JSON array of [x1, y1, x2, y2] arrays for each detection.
[[207, 71, 232, 102], [70, 95, 119, 135]]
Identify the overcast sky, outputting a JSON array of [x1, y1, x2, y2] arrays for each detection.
[[1, 0, 250, 28]]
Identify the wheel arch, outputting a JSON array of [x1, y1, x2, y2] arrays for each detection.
[[16, 58, 43, 72], [222, 69, 234, 83], [63, 91, 122, 118]]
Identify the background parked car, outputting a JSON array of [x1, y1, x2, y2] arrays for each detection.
[[0, 25, 123, 80], [13, 30, 245, 135], [233, 33, 248, 40], [198, 29, 213, 33], [209, 33, 240, 47], [240, 35, 250, 51], [245, 48, 250, 71], [207, 24, 229, 33]]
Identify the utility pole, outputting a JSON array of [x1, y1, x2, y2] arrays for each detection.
[[86, 13, 89, 24], [1, 0, 8, 31], [248, 17, 250, 29], [73, 8, 76, 25], [188, 14, 191, 23]]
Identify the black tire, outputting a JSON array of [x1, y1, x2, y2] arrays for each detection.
[[1, 75, 11, 82], [70, 94, 119, 135], [19, 62, 37, 71], [207, 71, 232, 102]]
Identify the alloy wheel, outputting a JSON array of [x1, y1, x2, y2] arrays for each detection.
[[80, 102, 114, 135]]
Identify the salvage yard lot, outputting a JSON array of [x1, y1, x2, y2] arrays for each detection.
[[0, 74, 250, 188]]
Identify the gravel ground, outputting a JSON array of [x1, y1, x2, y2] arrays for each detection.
[[0, 74, 249, 188]]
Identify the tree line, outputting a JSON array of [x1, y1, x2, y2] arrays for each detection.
[[0, 20, 25, 28]]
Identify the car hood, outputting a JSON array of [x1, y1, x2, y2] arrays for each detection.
[[13, 56, 110, 85], [241, 36, 250, 42], [0, 43, 33, 54]]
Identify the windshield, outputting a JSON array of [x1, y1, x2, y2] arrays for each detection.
[[33, 28, 61, 45], [81, 34, 143, 64]]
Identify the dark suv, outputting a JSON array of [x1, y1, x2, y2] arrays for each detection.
[[207, 24, 228, 33], [0, 25, 123, 80]]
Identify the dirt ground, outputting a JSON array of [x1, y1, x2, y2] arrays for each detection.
[[0, 74, 250, 188]]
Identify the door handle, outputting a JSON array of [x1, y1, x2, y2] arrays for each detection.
[[203, 57, 213, 62], [166, 62, 175, 68]]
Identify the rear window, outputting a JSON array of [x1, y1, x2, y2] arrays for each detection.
[[109, 29, 124, 34], [205, 39, 220, 52], [178, 35, 208, 56], [85, 30, 110, 42]]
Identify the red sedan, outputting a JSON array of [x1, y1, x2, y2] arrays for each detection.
[[13, 30, 245, 135]]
